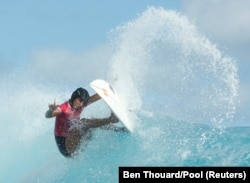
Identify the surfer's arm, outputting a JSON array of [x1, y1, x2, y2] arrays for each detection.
[[88, 93, 101, 105], [45, 108, 60, 118]]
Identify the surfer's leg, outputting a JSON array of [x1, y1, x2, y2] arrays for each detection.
[[64, 127, 93, 157], [64, 129, 82, 156], [80, 112, 119, 128]]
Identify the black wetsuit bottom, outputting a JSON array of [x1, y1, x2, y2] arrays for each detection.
[[55, 136, 72, 157]]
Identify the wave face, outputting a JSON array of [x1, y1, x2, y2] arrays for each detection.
[[0, 7, 247, 183]]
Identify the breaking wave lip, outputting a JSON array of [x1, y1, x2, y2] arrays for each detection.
[[109, 6, 239, 126]]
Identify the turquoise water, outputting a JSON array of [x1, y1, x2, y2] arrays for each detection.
[[0, 7, 249, 183]]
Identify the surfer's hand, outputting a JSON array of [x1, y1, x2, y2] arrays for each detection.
[[109, 112, 119, 123], [48, 99, 57, 111], [45, 99, 60, 118]]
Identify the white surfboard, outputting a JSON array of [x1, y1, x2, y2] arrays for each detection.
[[90, 79, 134, 132]]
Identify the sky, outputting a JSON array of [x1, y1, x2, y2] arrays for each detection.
[[0, 0, 180, 64], [0, 0, 249, 125]]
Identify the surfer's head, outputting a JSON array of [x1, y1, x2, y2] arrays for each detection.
[[70, 88, 90, 107]]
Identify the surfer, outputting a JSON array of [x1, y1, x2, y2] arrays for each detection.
[[45, 87, 119, 158]]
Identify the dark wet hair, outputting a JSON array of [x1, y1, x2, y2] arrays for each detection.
[[70, 88, 90, 105]]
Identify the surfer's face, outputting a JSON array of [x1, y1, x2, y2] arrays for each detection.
[[72, 97, 84, 110]]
